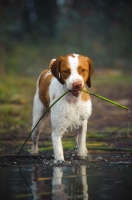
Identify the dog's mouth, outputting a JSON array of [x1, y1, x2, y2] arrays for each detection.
[[70, 90, 81, 97]]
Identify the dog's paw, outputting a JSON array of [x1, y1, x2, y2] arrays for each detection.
[[77, 148, 88, 158], [31, 146, 39, 154], [53, 160, 65, 164]]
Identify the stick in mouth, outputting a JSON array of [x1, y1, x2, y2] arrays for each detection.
[[70, 89, 81, 97]]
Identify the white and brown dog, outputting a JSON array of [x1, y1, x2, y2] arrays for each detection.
[[31, 53, 93, 161]]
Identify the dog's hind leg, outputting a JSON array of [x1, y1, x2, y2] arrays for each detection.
[[31, 93, 45, 154]]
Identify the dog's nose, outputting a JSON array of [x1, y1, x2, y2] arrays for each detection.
[[72, 81, 82, 89]]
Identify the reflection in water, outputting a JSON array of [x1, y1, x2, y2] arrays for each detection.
[[32, 165, 51, 199], [0, 154, 132, 199], [76, 166, 88, 200], [52, 167, 68, 199], [32, 165, 88, 200]]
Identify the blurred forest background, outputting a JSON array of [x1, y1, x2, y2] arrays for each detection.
[[0, 0, 132, 75], [0, 0, 132, 154]]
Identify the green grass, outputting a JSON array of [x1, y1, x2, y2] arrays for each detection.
[[26, 139, 132, 152], [0, 74, 36, 134], [92, 74, 132, 86]]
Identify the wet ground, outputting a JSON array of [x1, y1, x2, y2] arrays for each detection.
[[0, 152, 132, 200]]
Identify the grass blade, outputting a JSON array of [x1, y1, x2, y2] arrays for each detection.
[[82, 89, 129, 110]]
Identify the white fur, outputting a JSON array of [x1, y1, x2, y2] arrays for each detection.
[[31, 55, 92, 161], [31, 77, 46, 154], [66, 55, 84, 90]]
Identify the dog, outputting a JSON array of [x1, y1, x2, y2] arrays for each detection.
[[31, 53, 93, 161]]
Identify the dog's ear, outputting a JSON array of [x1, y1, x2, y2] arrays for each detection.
[[86, 58, 93, 88], [51, 57, 64, 85]]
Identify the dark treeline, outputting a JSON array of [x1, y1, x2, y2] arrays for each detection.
[[0, 0, 132, 72], [0, 0, 131, 38], [0, 0, 58, 38]]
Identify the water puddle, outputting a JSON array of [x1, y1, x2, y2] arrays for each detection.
[[0, 153, 132, 200]]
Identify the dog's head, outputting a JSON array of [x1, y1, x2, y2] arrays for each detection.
[[51, 53, 93, 97]]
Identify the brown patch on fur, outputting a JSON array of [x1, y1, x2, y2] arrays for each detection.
[[81, 85, 90, 101], [51, 56, 65, 84], [51, 56, 71, 84], [39, 69, 53, 108], [78, 55, 93, 88], [60, 65, 71, 82], [81, 90, 90, 101], [49, 58, 56, 68]]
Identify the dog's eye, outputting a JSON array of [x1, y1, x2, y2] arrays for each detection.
[[82, 69, 86, 72], [63, 70, 70, 74]]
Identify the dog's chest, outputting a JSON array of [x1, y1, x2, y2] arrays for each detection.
[[64, 99, 91, 121], [49, 81, 92, 129], [51, 96, 92, 130]]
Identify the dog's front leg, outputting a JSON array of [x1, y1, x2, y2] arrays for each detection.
[[51, 131, 64, 161], [76, 119, 88, 158]]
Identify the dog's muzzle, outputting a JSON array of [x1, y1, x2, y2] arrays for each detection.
[[70, 81, 83, 97]]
